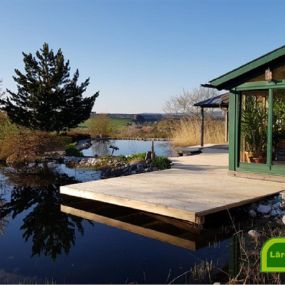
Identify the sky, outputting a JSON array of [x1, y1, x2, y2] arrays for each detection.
[[1, 0, 285, 113]]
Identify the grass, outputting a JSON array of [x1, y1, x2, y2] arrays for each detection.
[[77, 117, 132, 131], [171, 117, 225, 147]]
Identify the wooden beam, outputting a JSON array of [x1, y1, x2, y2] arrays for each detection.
[[200, 107, 204, 147], [61, 205, 198, 250], [224, 108, 229, 143]]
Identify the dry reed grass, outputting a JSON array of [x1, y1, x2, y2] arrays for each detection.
[[171, 117, 225, 147]]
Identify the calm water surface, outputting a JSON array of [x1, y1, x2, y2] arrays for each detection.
[[82, 139, 176, 157], [0, 157, 233, 283]]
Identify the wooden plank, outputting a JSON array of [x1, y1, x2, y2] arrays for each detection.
[[60, 186, 199, 224], [61, 204, 198, 250]]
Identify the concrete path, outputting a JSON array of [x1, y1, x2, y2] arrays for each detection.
[[60, 145, 285, 224]]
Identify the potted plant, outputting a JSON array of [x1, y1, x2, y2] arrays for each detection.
[[241, 96, 267, 163]]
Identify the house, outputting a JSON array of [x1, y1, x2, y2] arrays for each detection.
[[203, 45, 285, 179]]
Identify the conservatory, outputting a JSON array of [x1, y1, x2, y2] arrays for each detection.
[[204, 45, 285, 178]]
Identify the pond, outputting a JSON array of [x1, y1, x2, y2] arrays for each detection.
[[0, 164, 234, 284], [82, 139, 176, 157]]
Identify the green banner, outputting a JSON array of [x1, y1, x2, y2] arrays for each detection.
[[261, 238, 285, 272]]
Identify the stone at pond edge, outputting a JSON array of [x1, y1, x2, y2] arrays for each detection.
[[280, 191, 285, 201], [280, 201, 285, 210], [256, 204, 271, 214], [282, 215, 285, 225], [249, 209, 256, 218], [248, 230, 260, 239]]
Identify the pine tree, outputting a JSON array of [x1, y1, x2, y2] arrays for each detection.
[[0, 43, 98, 132]]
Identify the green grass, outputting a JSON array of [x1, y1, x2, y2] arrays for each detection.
[[110, 118, 132, 130], [77, 117, 131, 131]]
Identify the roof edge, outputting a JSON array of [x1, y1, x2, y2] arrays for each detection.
[[209, 45, 285, 88]]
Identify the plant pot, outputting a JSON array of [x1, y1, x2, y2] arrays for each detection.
[[251, 156, 265, 164]]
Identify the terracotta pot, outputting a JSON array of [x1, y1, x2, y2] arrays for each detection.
[[251, 156, 265, 164]]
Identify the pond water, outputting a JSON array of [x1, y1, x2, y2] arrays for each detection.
[[0, 164, 233, 284], [82, 139, 176, 157]]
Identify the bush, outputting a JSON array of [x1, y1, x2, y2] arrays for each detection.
[[65, 131, 91, 142], [0, 128, 55, 166], [88, 114, 112, 138], [126, 153, 146, 162], [171, 117, 225, 147], [153, 156, 171, 170], [65, 145, 83, 157]]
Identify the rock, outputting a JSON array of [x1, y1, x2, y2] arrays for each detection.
[[136, 163, 145, 171], [272, 202, 280, 209], [256, 204, 271, 214], [280, 191, 285, 201], [270, 209, 280, 216], [248, 230, 260, 239], [145, 151, 152, 160], [249, 209, 257, 218], [277, 219, 284, 225], [280, 201, 285, 209], [282, 215, 285, 225]]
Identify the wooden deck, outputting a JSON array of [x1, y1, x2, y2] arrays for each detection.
[[60, 145, 285, 225]]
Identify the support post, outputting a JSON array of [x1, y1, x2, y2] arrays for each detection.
[[200, 107, 204, 147], [224, 108, 229, 142]]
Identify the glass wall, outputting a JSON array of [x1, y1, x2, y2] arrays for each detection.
[[272, 89, 285, 166], [239, 91, 268, 164]]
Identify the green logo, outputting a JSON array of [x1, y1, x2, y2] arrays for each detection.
[[261, 238, 285, 272]]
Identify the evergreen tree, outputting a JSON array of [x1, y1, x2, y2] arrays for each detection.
[[0, 43, 98, 132]]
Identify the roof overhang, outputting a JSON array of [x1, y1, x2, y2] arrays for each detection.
[[204, 45, 285, 90]]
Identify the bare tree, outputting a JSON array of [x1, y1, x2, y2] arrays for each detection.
[[163, 87, 218, 117], [0, 79, 4, 97]]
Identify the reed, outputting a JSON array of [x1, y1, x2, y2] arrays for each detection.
[[171, 117, 225, 147]]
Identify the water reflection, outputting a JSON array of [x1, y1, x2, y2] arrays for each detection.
[[91, 140, 111, 156], [0, 165, 239, 283], [0, 195, 7, 236], [83, 139, 175, 157], [61, 196, 233, 251], [0, 167, 88, 260]]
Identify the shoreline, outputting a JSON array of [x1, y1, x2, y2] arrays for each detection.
[[91, 137, 170, 141]]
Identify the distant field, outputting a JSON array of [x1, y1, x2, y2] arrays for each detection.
[[77, 117, 132, 131]]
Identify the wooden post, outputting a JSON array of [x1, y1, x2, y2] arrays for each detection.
[[200, 107, 204, 147], [224, 108, 229, 142]]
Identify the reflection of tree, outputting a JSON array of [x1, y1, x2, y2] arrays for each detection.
[[91, 141, 111, 156], [0, 168, 88, 260], [0, 195, 8, 235]]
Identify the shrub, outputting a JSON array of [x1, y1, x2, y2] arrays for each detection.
[[65, 131, 91, 142], [171, 117, 225, 147], [152, 156, 171, 170], [126, 153, 146, 162], [0, 128, 55, 166], [65, 145, 83, 157], [88, 114, 112, 138]]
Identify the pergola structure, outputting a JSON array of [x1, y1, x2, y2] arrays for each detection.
[[203, 45, 285, 178], [194, 93, 229, 147]]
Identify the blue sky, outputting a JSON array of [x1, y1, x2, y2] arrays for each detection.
[[1, 0, 285, 113]]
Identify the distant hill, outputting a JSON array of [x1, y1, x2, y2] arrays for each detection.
[[91, 112, 224, 122], [90, 112, 187, 123]]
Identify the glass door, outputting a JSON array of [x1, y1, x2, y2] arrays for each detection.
[[239, 90, 269, 168], [272, 89, 285, 173]]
